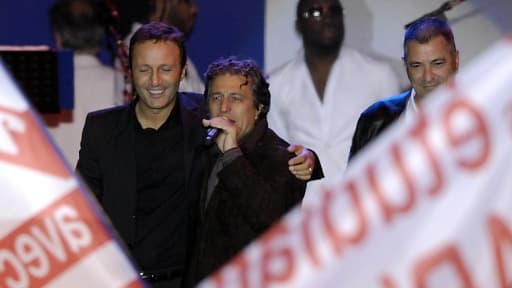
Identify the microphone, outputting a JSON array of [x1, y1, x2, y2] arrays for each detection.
[[204, 127, 220, 146]]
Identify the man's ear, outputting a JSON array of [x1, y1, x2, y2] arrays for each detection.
[[180, 63, 188, 81], [402, 55, 411, 78], [255, 104, 264, 120]]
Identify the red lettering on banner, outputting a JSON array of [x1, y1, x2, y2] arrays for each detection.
[[210, 224, 294, 288], [0, 189, 110, 288], [408, 111, 444, 196], [322, 182, 367, 255], [0, 107, 68, 178], [209, 271, 223, 288], [503, 102, 512, 138], [443, 98, 490, 170], [210, 255, 249, 288], [301, 207, 320, 267], [233, 256, 249, 288], [380, 275, 397, 288], [260, 223, 294, 286], [366, 109, 449, 223], [488, 214, 512, 288], [367, 156, 415, 224], [364, 94, 491, 226], [125, 279, 145, 288], [413, 245, 475, 288]]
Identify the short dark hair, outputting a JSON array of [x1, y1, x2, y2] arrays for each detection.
[[204, 57, 271, 119], [403, 18, 456, 59], [50, 0, 105, 52], [128, 22, 187, 70]]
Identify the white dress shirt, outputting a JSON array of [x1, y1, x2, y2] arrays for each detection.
[[268, 47, 401, 203]]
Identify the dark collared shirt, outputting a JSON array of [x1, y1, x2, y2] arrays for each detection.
[[132, 103, 186, 271]]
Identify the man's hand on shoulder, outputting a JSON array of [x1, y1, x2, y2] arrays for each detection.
[[287, 144, 316, 181]]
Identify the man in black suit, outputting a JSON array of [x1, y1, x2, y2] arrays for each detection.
[[77, 22, 204, 288], [76, 22, 321, 288], [348, 18, 459, 161]]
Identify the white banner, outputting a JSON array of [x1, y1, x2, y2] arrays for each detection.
[[0, 62, 144, 288], [199, 36, 512, 287]]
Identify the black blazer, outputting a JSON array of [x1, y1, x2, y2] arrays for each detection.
[[76, 92, 207, 246], [348, 89, 412, 161]]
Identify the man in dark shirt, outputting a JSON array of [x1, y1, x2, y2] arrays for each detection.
[[348, 18, 459, 161], [77, 22, 321, 288], [185, 58, 310, 286], [77, 22, 202, 288]]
